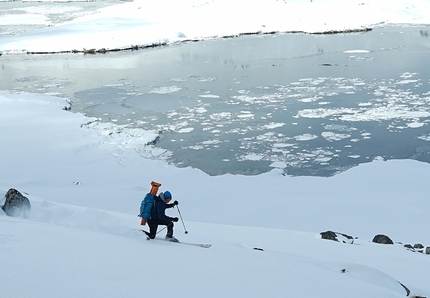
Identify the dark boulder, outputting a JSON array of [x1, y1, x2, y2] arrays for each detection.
[[414, 243, 424, 249], [2, 188, 31, 218], [372, 234, 393, 244], [320, 231, 354, 244], [404, 244, 415, 251]]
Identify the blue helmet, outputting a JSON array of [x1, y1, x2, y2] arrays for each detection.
[[164, 191, 172, 199]]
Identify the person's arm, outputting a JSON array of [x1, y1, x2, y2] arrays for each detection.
[[156, 202, 176, 222], [165, 200, 179, 209]]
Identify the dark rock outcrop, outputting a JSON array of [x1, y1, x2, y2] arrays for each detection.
[[2, 188, 31, 218], [320, 231, 354, 244], [414, 243, 424, 249], [404, 244, 414, 251], [372, 234, 393, 245]]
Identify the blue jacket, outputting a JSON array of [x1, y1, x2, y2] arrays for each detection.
[[151, 195, 174, 222]]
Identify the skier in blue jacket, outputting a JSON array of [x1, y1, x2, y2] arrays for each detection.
[[147, 191, 179, 241]]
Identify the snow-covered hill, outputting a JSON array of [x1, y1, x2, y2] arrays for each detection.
[[2, 191, 429, 297], [1, 89, 430, 298], [1, 191, 429, 297], [2, 0, 430, 296]]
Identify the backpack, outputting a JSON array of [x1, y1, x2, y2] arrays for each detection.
[[139, 181, 162, 225], [139, 193, 156, 225]]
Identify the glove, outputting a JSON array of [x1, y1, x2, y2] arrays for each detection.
[[172, 217, 179, 222], [173, 200, 179, 206]]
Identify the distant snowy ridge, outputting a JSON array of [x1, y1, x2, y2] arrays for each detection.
[[1, 0, 430, 54]]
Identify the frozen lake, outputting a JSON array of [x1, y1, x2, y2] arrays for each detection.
[[1, 25, 430, 176]]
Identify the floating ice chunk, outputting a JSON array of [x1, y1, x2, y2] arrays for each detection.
[[102, 83, 125, 87], [399, 72, 417, 79], [273, 143, 294, 148], [178, 127, 194, 133], [194, 107, 207, 113], [396, 79, 419, 85], [315, 156, 332, 163], [321, 131, 351, 141], [407, 122, 425, 128], [297, 108, 346, 119], [210, 112, 231, 120], [198, 94, 220, 98], [300, 96, 321, 103], [294, 133, 318, 141], [237, 112, 254, 119], [197, 77, 216, 82], [361, 132, 372, 139], [170, 78, 187, 82], [343, 50, 371, 54], [243, 154, 264, 161], [264, 122, 285, 129], [417, 134, 430, 141], [150, 86, 181, 94]]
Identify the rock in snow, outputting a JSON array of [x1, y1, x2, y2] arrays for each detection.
[[2, 188, 31, 218]]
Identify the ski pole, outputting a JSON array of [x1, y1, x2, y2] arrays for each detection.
[[155, 221, 174, 235], [176, 205, 188, 234], [156, 226, 167, 235]]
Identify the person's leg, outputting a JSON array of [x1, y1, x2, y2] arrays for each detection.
[[158, 220, 174, 238], [148, 219, 159, 239], [166, 222, 174, 238]]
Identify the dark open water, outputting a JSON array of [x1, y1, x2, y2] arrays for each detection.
[[1, 25, 430, 176]]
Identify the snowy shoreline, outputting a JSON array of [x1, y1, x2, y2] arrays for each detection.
[[2, 0, 430, 54], [24, 26, 375, 55]]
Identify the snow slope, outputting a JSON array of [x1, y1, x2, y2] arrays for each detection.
[[1, 0, 430, 297], [1, 89, 430, 297], [0, 209, 422, 298]]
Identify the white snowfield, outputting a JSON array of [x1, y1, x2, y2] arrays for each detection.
[[1, 0, 430, 53], [1, 0, 430, 297], [1, 88, 430, 297]]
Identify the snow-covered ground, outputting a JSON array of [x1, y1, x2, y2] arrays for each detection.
[[1, 1, 430, 297], [1, 0, 430, 53]]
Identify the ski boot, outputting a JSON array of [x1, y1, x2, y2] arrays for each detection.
[[165, 235, 179, 242]]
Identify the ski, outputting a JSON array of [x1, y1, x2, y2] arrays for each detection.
[[138, 229, 211, 248], [171, 241, 212, 248]]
